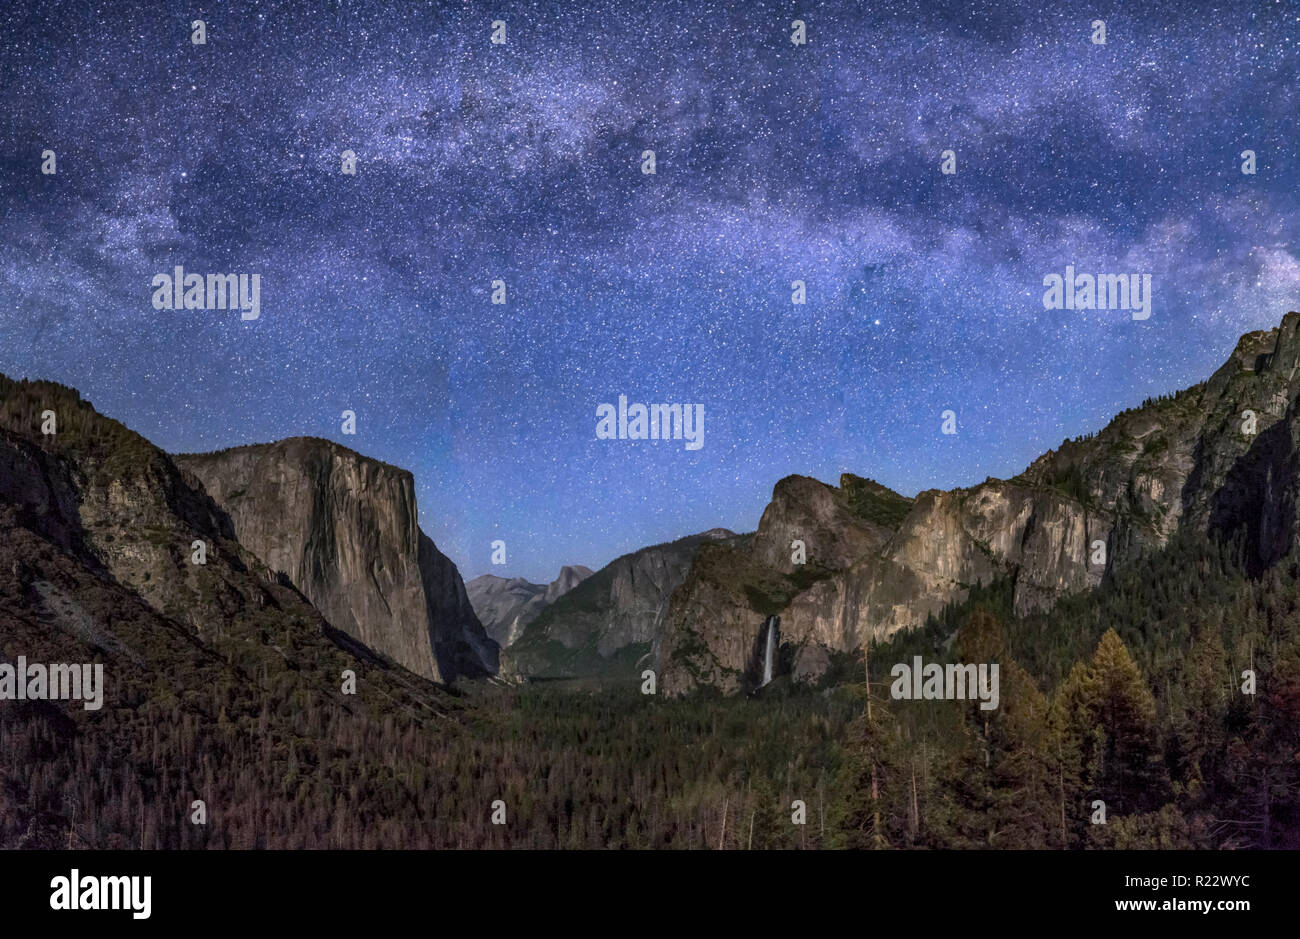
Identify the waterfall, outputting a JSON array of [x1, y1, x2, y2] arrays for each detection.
[[761, 616, 777, 686]]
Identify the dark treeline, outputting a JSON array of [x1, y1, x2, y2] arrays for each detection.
[[847, 530, 1300, 848], [3, 526, 1298, 849]]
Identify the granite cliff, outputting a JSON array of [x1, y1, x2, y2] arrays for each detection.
[[659, 312, 1300, 695], [174, 439, 496, 683], [0, 373, 467, 848]]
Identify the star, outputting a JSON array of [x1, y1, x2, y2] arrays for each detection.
[[0, 2, 1295, 582]]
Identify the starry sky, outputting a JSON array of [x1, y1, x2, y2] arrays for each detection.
[[2, 0, 1298, 583]]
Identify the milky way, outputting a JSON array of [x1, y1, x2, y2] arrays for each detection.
[[2, 0, 1297, 581]]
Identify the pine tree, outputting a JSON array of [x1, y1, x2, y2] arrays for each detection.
[[1088, 629, 1168, 812], [945, 611, 1056, 847], [747, 777, 783, 849], [1052, 628, 1169, 839]]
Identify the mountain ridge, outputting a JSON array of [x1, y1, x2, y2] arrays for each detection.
[[467, 565, 595, 650], [174, 437, 497, 683], [658, 311, 1300, 695], [501, 527, 746, 679]]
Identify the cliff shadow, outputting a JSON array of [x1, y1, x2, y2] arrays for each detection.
[[1203, 403, 1300, 577]]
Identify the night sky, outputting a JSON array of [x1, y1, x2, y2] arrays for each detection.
[[2, 0, 1297, 582]]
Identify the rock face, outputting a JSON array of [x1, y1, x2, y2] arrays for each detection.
[[659, 312, 1300, 695], [466, 565, 594, 649], [419, 532, 501, 681], [175, 438, 497, 682], [0, 376, 358, 656], [545, 565, 594, 605], [504, 528, 742, 678], [751, 474, 905, 574], [0, 374, 465, 848], [0, 376, 294, 647]]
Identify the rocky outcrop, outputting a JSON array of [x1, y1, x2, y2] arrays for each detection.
[[0, 377, 349, 658], [0, 374, 465, 848], [660, 312, 1300, 695], [0, 377, 290, 643], [467, 565, 594, 649], [419, 532, 501, 680], [175, 438, 497, 682], [751, 474, 907, 574], [791, 641, 831, 685], [545, 565, 593, 605], [504, 529, 742, 679]]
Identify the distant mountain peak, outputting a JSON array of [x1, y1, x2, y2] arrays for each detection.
[[697, 527, 737, 540]]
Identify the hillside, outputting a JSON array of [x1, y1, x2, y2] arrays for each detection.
[[659, 312, 1300, 695]]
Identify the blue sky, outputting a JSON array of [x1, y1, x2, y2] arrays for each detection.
[[2, 0, 1298, 581]]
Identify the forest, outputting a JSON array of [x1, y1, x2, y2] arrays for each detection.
[[2, 525, 1297, 849]]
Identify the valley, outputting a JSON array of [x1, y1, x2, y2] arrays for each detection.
[[3, 314, 1300, 848]]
